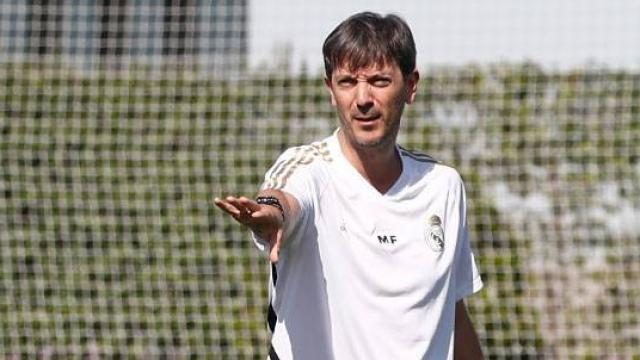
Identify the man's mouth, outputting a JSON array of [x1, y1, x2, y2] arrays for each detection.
[[353, 114, 381, 122]]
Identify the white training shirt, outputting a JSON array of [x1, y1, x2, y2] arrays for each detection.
[[255, 130, 483, 360]]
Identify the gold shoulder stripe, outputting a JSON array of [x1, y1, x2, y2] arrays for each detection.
[[273, 149, 316, 189], [264, 147, 307, 186], [264, 147, 312, 189], [310, 141, 332, 162], [264, 142, 331, 190]]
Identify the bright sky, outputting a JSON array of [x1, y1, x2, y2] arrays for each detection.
[[250, 0, 640, 73]]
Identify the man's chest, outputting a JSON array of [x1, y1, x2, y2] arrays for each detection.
[[313, 184, 455, 278]]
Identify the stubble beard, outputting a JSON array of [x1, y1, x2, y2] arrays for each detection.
[[340, 117, 401, 151]]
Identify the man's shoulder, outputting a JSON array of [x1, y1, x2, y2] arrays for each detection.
[[278, 138, 334, 164], [398, 145, 439, 165], [263, 138, 333, 190], [398, 145, 464, 184]]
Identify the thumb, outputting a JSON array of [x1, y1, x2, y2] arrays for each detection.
[[269, 227, 284, 263]]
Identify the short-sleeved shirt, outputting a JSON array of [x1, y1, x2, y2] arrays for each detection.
[[255, 130, 483, 360]]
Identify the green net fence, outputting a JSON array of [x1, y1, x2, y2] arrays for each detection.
[[1, 1, 639, 359]]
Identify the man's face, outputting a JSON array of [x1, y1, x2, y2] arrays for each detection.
[[325, 61, 419, 150]]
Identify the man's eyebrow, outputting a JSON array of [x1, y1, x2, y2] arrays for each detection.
[[369, 74, 392, 79], [334, 74, 356, 80], [337, 72, 390, 78]]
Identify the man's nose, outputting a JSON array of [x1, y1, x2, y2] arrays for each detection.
[[355, 83, 373, 112]]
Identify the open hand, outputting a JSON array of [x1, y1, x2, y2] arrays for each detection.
[[213, 196, 284, 262]]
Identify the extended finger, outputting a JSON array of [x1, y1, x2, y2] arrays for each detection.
[[226, 196, 254, 214], [213, 197, 241, 216], [238, 196, 262, 212]]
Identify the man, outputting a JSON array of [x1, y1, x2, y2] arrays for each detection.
[[215, 12, 484, 359]]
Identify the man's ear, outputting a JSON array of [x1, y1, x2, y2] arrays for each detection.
[[406, 70, 420, 104], [324, 77, 337, 106]]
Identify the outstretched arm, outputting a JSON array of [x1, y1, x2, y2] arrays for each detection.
[[214, 189, 300, 262], [454, 300, 484, 360]]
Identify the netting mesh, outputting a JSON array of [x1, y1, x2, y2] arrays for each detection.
[[1, 1, 639, 359]]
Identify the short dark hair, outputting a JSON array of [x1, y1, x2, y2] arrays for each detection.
[[322, 12, 416, 78]]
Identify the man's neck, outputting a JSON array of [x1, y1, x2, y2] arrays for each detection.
[[337, 131, 402, 194]]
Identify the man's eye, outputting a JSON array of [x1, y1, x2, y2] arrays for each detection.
[[338, 79, 356, 86], [372, 78, 391, 87]]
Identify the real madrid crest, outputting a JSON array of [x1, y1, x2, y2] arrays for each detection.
[[426, 215, 445, 252]]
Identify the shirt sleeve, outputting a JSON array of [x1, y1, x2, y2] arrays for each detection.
[[450, 172, 484, 301], [251, 146, 316, 252]]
